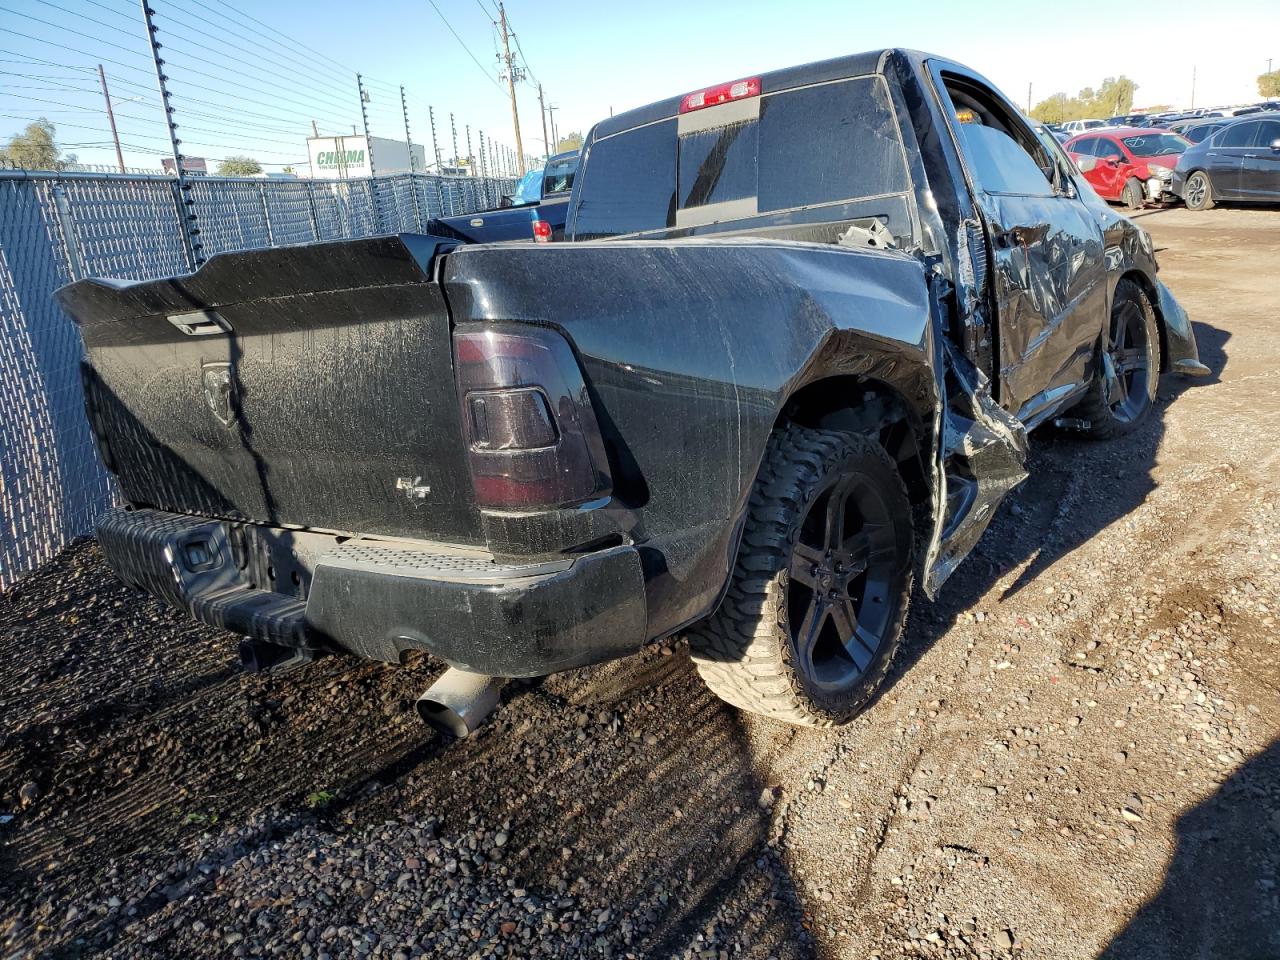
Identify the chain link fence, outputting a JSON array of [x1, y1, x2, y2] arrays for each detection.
[[0, 169, 516, 589]]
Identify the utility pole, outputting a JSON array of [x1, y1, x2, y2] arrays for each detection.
[[547, 103, 558, 152], [535, 82, 550, 160], [538, 82, 550, 161], [1026, 82, 1031, 115], [497, 2, 526, 175], [1190, 65, 1196, 109], [97, 64, 125, 173]]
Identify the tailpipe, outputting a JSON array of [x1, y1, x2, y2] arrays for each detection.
[[415, 669, 507, 738]]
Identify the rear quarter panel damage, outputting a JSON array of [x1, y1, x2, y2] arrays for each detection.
[[445, 236, 1037, 636], [444, 238, 951, 639]]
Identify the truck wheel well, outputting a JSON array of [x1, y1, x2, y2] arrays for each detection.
[[776, 376, 930, 505], [1121, 269, 1170, 373]]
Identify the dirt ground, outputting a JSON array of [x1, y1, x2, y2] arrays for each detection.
[[2, 207, 1278, 960]]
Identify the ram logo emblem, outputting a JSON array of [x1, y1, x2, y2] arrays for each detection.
[[201, 362, 237, 427]]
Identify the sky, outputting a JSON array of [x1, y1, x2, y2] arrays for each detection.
[[1, 0, 1277, 173]]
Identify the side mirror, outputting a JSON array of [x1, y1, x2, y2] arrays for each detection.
[[1104, 154, 1122, 166], [1271, 138, 1280, 153], [499, 195, 514, 209]]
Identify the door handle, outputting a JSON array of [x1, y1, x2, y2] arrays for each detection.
[[1243, 153, 1258, 158]]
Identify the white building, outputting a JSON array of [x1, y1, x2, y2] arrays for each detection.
[[306, 135, 427, 179]]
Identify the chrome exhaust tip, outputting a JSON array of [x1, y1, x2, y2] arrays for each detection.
[[415, 668, 507, 738]]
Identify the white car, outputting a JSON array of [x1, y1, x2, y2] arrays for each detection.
[[1062, 118, 1109, 134]]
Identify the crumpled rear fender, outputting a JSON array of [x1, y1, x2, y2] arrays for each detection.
[[444, 238, 1028, 632]]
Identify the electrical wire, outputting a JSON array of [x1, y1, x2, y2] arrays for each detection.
[[209, 0, 357, 72], [26, 0, 139, 38], [164, 0, 329, 79], [423, 0, 504, 94], [0, 8, 152, 60]]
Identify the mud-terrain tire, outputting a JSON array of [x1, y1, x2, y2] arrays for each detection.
[[1121, 178, 1145, 211], [1075, 277, 1162, 439], [689, 426, 913, 727], [1183, 170, 1216, 210]]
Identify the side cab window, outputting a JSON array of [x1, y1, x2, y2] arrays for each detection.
[[1218, 122, 1257, 148], [938, 73, 1060, 199]]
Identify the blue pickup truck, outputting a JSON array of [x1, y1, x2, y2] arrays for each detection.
[[428, 150, 579, 244]]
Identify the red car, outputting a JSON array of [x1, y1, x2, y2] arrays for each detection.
[[1065, 127, 1190, 209]]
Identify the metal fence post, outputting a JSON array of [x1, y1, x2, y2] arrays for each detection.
[[140, 0, 201, 268], [305, 180, 321, 240], [429, 105, 444, 217], [400, 85, 422, 231], [258, 182, 275, 246], [51, 181, 85, 280], [357, 73, 381, 232]]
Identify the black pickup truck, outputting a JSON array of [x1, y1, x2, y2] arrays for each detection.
[[59, 49, 1208, 733]]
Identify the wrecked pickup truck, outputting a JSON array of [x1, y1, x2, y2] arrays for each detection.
[[58, 49, 1209, 734]]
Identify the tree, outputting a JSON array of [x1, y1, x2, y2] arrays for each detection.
[[216, 155, 262, 176], [1260, 71, 1280, 98], [0, 118, 71, 171], [555, 132, 584, 153], [1030, 75, 1139, 123]]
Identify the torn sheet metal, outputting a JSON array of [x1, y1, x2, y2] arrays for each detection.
[[923, 338, 1029, 597]]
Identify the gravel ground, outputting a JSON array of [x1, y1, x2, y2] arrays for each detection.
[[2, 207, 1279, 960]]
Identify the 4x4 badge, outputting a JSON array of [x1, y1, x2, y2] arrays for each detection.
[[201, 362, 237, 427]]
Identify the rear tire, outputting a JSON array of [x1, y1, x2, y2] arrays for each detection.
[[1074, 278, 1162, 439], [689, 426, 913, 727], [1183, 170, 1216, 210], [1121, 178, 1145, 211]]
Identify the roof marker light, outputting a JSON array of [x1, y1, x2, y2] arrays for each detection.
[[679, 77, 761, 114]]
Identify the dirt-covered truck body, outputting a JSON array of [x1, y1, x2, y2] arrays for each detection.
[[58, 49, 1207, 729]]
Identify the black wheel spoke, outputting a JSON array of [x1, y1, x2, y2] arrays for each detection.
[[1114, 347, 1145, 374], [790, 543, 823, 588], [794, 597, 827, 673], [843, 532, 870, 574], [829, 599, 873, 671], [823, 485, 848, 552]]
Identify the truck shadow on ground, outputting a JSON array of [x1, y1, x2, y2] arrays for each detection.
[[1099, 737, 1280, 960]]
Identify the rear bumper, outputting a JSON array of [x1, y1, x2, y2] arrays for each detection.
[[97, 507, 649, 677]]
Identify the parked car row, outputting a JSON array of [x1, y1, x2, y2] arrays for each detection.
[[1061, 113, 1280, 211]]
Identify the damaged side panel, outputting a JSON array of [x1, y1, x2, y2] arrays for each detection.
[[924, 338, 1029, 596]]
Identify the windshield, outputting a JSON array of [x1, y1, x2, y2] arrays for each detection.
[[512, 169, 543, 205], [572, 74, 910, 240], [1121, 134, 1190, 157]]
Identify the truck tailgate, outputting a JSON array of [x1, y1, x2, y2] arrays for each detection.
[[56, 235, 482, 544]]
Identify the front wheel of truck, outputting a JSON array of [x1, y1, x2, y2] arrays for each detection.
[[1075, 277, 1162, 439], [689, 426, 913, 727]]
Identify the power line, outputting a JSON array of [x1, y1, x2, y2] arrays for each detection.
[[209, 0, 357, 72], [0, 8, 152, 60], [164, 0, 329, 78], [27, 0, 138, 37], [148, 30, 361, 114], [423, 0, 504, 94]]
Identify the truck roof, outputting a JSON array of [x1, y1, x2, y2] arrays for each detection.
[[590, 48, 924, 140]]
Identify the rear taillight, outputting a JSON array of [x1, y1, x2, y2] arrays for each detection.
[[453, 325, 611, 510], [679, 76, 761, 114], [532, 219, 552, 242]]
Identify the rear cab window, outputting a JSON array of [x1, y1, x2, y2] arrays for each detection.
[[570, 74, 913, 242], [542, 154, 578, 195]]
